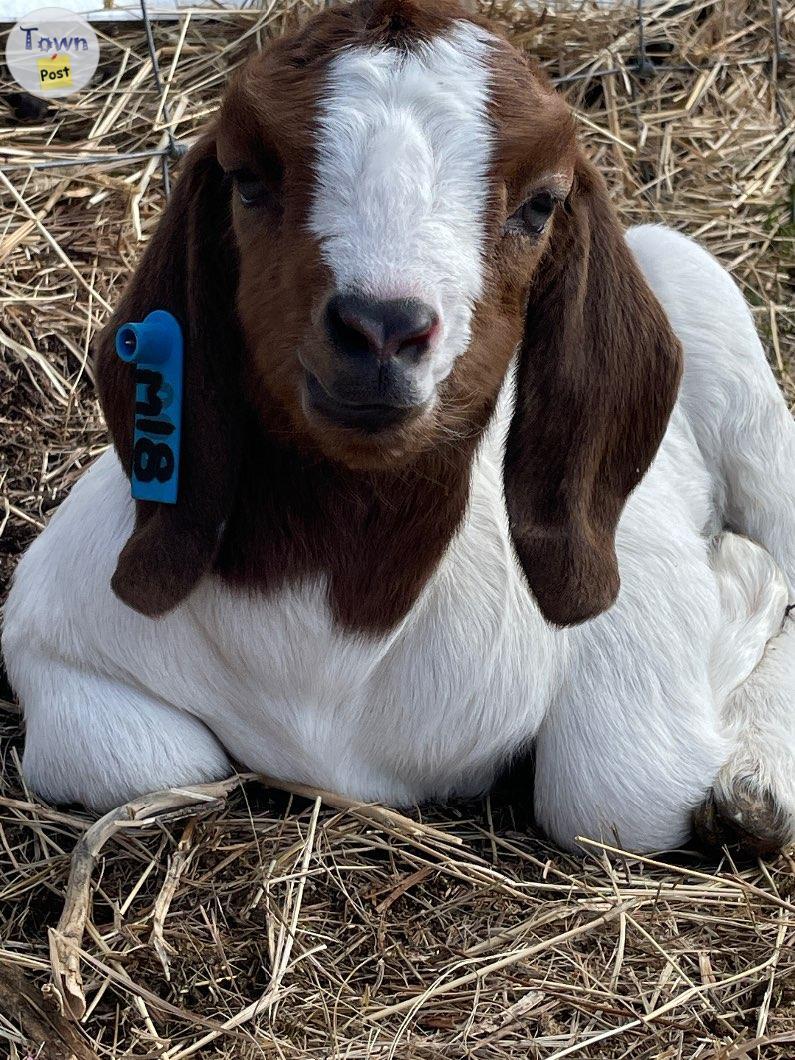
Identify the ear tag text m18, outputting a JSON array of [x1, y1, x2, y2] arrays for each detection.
[[115, 310, 183, 505]]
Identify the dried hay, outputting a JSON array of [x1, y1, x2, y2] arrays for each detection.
[[1, 0, 794, 1056]]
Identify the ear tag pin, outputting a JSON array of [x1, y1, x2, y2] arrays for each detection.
[[115, 310, 183, 505]]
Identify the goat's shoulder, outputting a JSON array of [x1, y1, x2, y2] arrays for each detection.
[[3, 450, 132, 656]]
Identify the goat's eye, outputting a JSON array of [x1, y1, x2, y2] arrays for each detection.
[[506, 191, 557, 237], [232, 169, 267, 208]]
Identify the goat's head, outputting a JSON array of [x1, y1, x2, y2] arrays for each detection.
[[97, 0, 682, 627], [214, 0, 580, 471]]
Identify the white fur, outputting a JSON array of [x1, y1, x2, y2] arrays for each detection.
[[2, 427, 561, 811], [709, 535, 795, 830], [3, 237, 794, 849], [308, 25, 495, 397], [533, 226, 795, 851]]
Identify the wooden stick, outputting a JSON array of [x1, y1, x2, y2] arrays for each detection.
[[48, 774, 248, 1020]]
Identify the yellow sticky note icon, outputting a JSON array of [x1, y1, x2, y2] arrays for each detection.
[[38, 55, 72, 90]]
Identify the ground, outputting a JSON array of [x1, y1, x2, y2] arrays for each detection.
[[0, 1, 793, 1056]]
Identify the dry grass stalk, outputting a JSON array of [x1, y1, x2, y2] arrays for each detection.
[[47, 776, 250, 1022], [1, 0, 794, 1056]]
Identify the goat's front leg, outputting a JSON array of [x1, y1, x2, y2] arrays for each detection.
[[16, 660, 231, 811], [532, 659, 726, 855], [693, 533, 795, 853], [532, 524, 729, 854], [534, 530, 794, 856]]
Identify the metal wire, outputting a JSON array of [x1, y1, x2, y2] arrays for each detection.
[[634, 0, 655, 80], [770, 0, 782, 67], [139, 0, 179, 196]]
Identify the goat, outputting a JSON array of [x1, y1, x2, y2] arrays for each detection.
[[3, 0, 794, 854]]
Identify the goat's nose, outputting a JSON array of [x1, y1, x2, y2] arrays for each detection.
[[325, 293, 439, 363]]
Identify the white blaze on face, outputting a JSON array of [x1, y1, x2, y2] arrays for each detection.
[[309, 21, 495, 390]]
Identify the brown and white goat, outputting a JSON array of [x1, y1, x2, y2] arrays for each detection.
[[4, 0, 794, 853]]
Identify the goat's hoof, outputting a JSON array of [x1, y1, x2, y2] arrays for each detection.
[[693, 778, 791, 856]]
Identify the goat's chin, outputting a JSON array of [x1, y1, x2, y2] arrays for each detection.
[[301, 403, 437, 471]]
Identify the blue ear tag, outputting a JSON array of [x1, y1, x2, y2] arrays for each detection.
[[115, 310, 183, 505]]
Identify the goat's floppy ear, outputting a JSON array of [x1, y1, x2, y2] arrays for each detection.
[[504, 156, 682, 626], [95, 135, 243, 617]]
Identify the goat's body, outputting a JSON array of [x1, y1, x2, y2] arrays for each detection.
[[3, 403, 561, 810], [4, 225, 794, 850]]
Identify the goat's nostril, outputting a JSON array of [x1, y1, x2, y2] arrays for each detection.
[[325, 293, 439, 362], [326, 296, 379, 358], [394, 306, 439, 360]]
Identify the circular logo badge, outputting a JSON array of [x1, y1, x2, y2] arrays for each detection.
[[5, 7, 99, 99]]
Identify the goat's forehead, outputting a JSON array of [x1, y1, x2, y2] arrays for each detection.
[[312, 22, 496, 204], [308, 22, 495, 302], [322, 19, 496, 105], [303, 17, 547, 162], [224, 7, 570, 176]]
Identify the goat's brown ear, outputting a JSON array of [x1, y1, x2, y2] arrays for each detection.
[[504, 156, 682, 626], [95, 136, 243, 617]]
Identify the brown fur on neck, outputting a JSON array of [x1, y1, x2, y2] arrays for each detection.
[[217, 377, 497, 634]]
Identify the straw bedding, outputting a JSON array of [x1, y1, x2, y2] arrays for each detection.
[[1, 1, 793, 1056]]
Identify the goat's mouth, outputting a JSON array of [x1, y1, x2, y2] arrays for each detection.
[[303, 371, 424, 434]]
